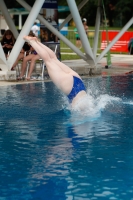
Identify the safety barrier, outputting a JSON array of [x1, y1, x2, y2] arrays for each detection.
[[59, 29, 102, 51], [101, 31, 133, 53]]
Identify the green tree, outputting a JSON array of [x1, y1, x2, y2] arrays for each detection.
[[4, 0, 34, 8], [58, 0, 97, 26], [103, 0, 133, 27], [115, 0, 133, 26]]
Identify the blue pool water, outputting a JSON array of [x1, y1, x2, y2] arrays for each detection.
[[0, 75, 133, 199]]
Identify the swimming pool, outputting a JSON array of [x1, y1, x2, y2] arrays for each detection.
[[0, 75, 133, 199]]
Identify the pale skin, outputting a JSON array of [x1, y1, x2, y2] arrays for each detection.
[[83, 21, 89, 35], [23, 36, 87, 105]]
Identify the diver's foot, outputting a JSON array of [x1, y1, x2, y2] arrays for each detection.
[[23, 36, 37, 43]]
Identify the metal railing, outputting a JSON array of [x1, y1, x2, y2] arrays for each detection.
[[60, 30, 102, 51]]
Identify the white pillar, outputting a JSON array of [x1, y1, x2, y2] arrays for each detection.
[[0, 43, 8, 71], [93, 0, 101, 58], [59, 0, 89, 30], [96, 17, 133, 64], [66, 0, 94, 62], [7, 0, 45, 69], [16, 0, 87, 61], [19, 14, 22, 30], [0, 0, 18, 39]]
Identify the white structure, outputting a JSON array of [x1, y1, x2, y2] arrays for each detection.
[[0, 9, 29, 33], [0, 15, 9, 31], [0, 0, 133, 80]]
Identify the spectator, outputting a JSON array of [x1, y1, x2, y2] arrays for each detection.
[[17, 46, 40, 81], [1, 29, 15, 58], [52, 9, 58, 25], [31, 22, 40, 37], [128, 38, 133, 55], [11, 31, 35, 71], [82, 18, 89, 36], [40, 29, 49, 42], [49, 32, 58, 42], [74, 27, 82, 49]]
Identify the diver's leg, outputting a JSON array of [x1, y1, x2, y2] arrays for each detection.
[[23, 36, 80, 76], [32, 38, 81, 76], [34, 40, 56, 59], [23, 36, 70, 73], [54, 59, 81, 78], [32, 40, 75, 73], [45, 61, 73, 95], [23, 36, 70, 80], [23, 36, 56, 60], [23, 37, 73, 93]]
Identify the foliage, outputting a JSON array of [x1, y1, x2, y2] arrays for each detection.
[[4, 0, 34, 8], [58, 0, 97, 26], [115, 0, 133, 25], [58, 0, 133, 27], [103, 0, 133, 27]]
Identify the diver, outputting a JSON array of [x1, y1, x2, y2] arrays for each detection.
[[23, 36, 87, 107]]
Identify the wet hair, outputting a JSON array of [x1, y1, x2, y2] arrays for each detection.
[[1, 29, 15, 44]]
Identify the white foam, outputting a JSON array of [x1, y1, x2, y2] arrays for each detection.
[[64, 87, 122, 125], [71, 93, 121, 116], [123, 100, 133, 105]]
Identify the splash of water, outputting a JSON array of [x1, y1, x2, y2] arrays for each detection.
[[64, 87, 122, 125], [123, 100, 133, 105]]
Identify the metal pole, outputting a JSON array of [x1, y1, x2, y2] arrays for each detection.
[[59, 0, 89, 30], [0, 0, 19, 39], [93, 0, 101, 58], [19, 14, 22, 30], [16, 0, 87, 61], [96, 17, 133, 63], [66, 0, 94, 61], [7, 0, 45, 69]]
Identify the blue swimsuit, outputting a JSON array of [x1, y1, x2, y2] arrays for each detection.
[[67, 76, 86, 103]]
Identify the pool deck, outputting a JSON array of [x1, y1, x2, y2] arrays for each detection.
[[0, 54, 133, 86], [99, 54, 133, 76]]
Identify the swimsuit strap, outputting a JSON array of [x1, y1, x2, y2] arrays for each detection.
[[67, 76, 86, 103]]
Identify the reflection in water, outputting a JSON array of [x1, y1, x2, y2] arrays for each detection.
[[0, 75, 133, 199]]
